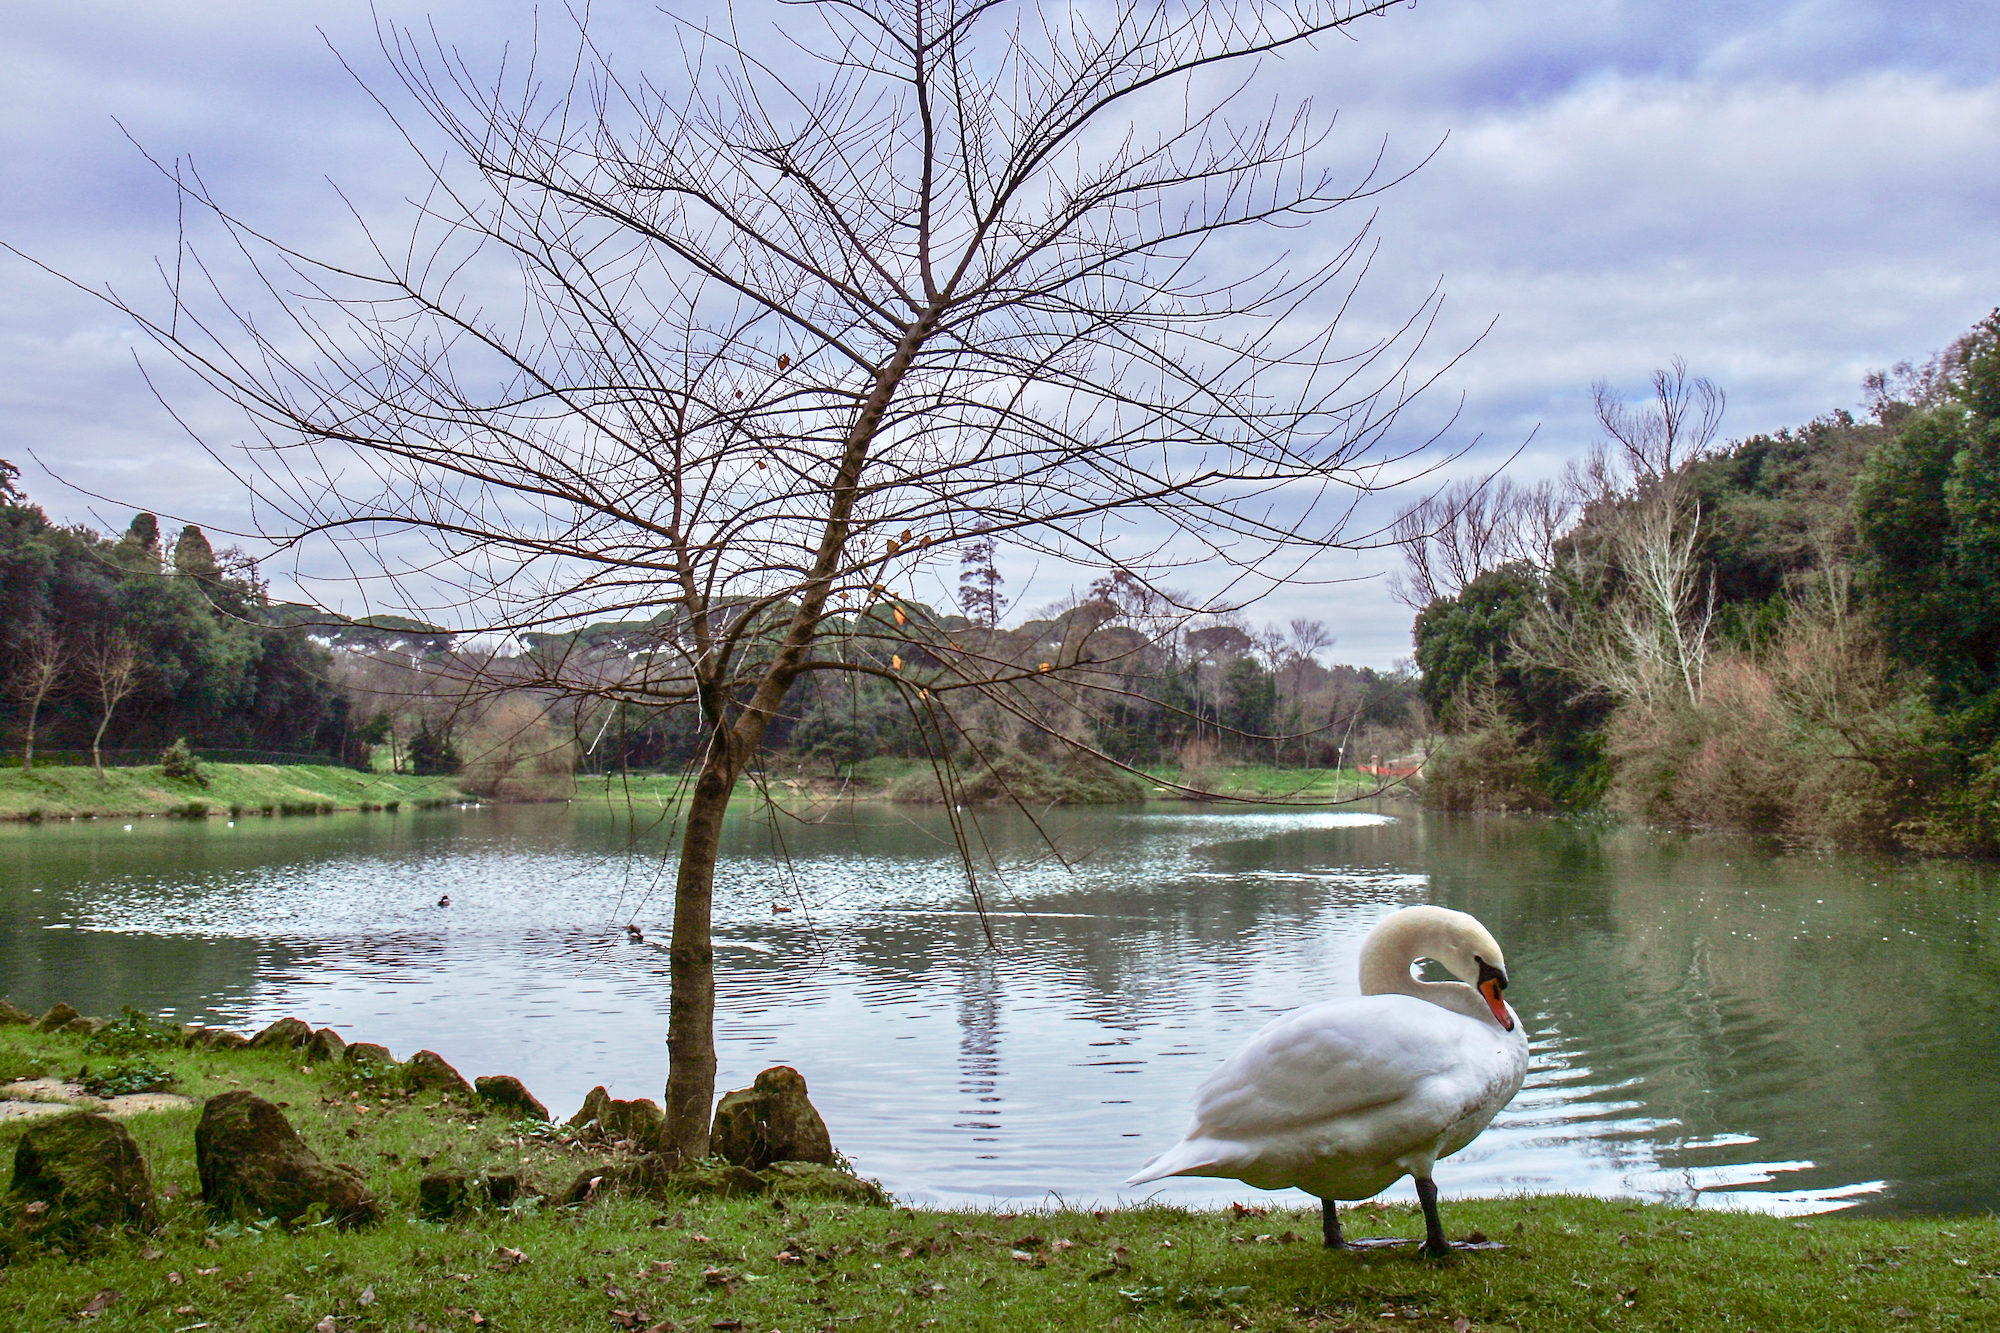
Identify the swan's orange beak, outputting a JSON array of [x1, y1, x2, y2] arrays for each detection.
[[1476, 959, 1513, 1030]]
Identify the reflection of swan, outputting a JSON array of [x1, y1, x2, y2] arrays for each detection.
[[1127, 905, 1527, 1257]]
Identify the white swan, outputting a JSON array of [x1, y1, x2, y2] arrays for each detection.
[[1126, 905, 1527, 1257]]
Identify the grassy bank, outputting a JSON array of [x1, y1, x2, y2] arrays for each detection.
[[568, 759, 1410, 809], [3, 1023, 1994, 1332], [0, 763, 464, 822]]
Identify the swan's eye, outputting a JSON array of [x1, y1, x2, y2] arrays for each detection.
[[1475, 957, 1507, 991]]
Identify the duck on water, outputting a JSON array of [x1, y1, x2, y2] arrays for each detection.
[[1126, 905, 1528, 1258]]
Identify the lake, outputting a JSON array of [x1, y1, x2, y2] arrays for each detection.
[[3, 799, 1995, 1216]]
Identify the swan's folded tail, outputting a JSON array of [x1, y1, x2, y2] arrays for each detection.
[[1124, 1137, 1220, 1187]]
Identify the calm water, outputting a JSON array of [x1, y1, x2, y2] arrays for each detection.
[[3, 801, 1995, 1216]]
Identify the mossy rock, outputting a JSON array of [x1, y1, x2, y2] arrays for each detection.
[[247, 1016, 314, 1050], [418, 1171, 480, 1221], [475, 1074, 550, 1123], [7, 1111, 158, 1240], [34, 1003, 80, 1033], [0, 998, 33, 1026], [565, 1086, 665, 1148], [760, 1160, 891, 1206], [195, 1091, 377, 1228], [187, 1027, 249, 1051], [401, 1050, 475, 1099], [712, 1066, 834, 1170], [422, 1170, 540, 1219], [305, 1028, 346, 1063], [344, 1041, 394, 1066]]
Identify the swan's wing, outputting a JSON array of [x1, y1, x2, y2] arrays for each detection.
[[1186, 996, 1462, 1140]]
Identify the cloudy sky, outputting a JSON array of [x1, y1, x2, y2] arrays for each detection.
[[3, 0, 1996, 666]]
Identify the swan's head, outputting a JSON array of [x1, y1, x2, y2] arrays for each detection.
[[1365, 905, 1515, 1030]]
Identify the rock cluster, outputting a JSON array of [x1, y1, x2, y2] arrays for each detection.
[[558, 1066, 885, 1208], [568, 1086, 667, 1149], [5, 1006, 887, 1239]]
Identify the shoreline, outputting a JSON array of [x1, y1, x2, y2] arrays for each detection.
[[1, 759, 1414, 825], [2, 1015, 1994, 1331]]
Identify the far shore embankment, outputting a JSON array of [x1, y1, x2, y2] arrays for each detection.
[[0, 762, 465, 823]]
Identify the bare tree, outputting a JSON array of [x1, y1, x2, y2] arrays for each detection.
[[83, 633, 141, 783], [9, 628, 69, 772], [1591, 356, 1725, 483], [1389, 474, 1574, 608], [61, 0, 1459, 1157]]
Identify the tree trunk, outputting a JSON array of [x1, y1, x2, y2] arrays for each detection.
[[662, 747, 738, 1159], [92, 708, 115, 784], [22, 697, 41, 773]]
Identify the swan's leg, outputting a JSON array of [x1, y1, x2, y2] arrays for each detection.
[[1320, 1198, 1346, 1249], [1414, 1176, 1450, 1258]]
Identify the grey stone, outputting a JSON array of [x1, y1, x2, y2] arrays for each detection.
[[344, 1041, 394, 1066]]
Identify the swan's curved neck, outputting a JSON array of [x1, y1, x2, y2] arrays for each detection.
[[1357, 913, 1481, 1018]]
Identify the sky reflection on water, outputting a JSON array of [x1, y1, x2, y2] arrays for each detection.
[[5, 801, 1994, 1215]]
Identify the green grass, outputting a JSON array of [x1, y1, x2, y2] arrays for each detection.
[[1144, 764, 1402, 803], [3, 1024, 1995, 1331], [569, 761, 1410, 809], [0, 764, 464, 822]]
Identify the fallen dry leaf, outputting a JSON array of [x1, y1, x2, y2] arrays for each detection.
[[142, 1245, 164, 1261], [316, 1317, 341, 1333], [1453, 1319, 1473, 1333], [359, 1285, 377, 1305], [77, 1290, 122, 1319]]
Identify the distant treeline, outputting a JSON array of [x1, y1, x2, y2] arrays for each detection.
[[1, 464, 1422, 787], [1407, 309, 2000, 854], [0, 472, 365, 769], [516, 583, 1424, 780]]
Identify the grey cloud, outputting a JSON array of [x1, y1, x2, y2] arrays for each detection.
[[3, 1, 1996, 667]]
